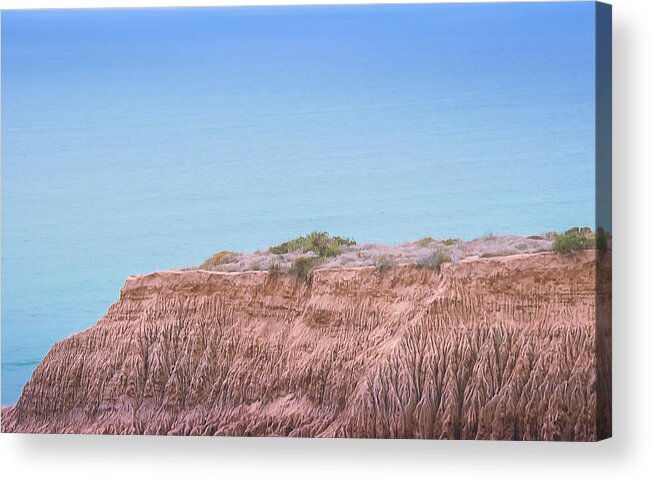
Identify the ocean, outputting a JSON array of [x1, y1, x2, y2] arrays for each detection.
[[1, 3, 596, 404]]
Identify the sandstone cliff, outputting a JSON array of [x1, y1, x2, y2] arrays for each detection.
[[1, 251, 611, 440]]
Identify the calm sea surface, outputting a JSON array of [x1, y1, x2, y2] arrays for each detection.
[[1, 4, 596, 404]]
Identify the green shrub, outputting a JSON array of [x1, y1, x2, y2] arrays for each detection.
[[420, 237, 456, 247], [289, 256, 322, 282], [553, 228, 595, 254], [332, 235, 357, 247], [270, 232, 356, 258], [375, 254, 395, 272], [419, 236, 434, 247], [200, 251, 237, 269]]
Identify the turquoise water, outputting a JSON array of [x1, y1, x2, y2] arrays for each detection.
[[1, 3, 596, 404]]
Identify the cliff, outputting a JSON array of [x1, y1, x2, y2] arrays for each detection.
[[1, 251, 611, 440]]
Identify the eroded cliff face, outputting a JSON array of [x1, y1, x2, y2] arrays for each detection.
[[1, 251, 611, 440]]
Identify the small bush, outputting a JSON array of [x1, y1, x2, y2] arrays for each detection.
[[419, 236, 434, 247], [415, 250, 451, 270], [268, 259, 281, 277], [565, 226, 593, 236], [289, 256, 322, 282], [270, 232, 356, 258], [200, 251, 237, 269], [375, 254, 395, 272], [332, 235, 357, 247], [419, 237, 456, 247], [553, 228, 595, 254]]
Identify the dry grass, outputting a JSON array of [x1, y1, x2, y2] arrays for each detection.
[[199, 251, 238, 269], [288, 255, 322, 282], [415, 250, 451, 270], [194, 232, 556, 275], [374, 254, 395, 272]]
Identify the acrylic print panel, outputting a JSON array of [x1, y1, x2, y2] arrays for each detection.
[[1, 2, 611, 440]]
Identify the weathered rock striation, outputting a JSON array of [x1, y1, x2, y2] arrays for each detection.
[[2, 251, 611, 440]]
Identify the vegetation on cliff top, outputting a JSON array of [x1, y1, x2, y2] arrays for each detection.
[[415, 249, 452, 270], [270, 231, 356, 257], [195, 227, 609, 279], [270, 232, 357, 281], [288, 256, 322, 282], [199, 251, 237, 269], [553, 227, 610, 254]]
